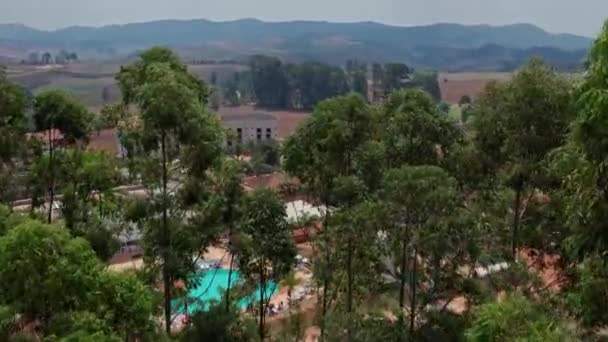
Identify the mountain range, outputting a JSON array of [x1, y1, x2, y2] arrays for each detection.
[[0, 19, 593, 71]]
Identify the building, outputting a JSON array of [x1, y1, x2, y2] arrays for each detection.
[[221, 112, 278, 146]]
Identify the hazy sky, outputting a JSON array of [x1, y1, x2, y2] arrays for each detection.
[[2, 0, 607, 37]]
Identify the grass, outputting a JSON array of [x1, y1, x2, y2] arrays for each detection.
[[34, 75, 119, 109], [448, 105, 462, 123]]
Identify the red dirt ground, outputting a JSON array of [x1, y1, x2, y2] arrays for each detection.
[[439, 79, 494, 105], [438, 73, 512, 105]]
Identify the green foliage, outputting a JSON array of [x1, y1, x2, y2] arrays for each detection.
[[117, 46, 208, 105], [382, 63, 413, 95], [238, 189, 296, 338], [466, 294, 573, 342], [117, 47, 224, 333], [0, 76, 27, 164], [285, 62, 350, 110], [381, 88, 461, 167], [0, 221, 103, 326], [250, 55, 358, 110], [566, 255, 608, 328], [472, 58, 574, 257], [34, 90, 92, 142], [408, 70, 442, 102], [179, 301, 257, 342], [473, 59, 573, 177], [250, 55, 289, 108], [323, 312, 401, 342], [0, 205, 25, 237], [459, 95, 472, 106], [239, 190, 296, 280], [284, 93, 372, 201], [0, 220, 155, 338]]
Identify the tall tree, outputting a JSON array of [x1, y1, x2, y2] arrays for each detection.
[[473, 58, 573, 258], [379, 165, 458, 338], [208, 159, 244, 312], [285, 62, 350, 110], [117, 47, 223, 333], [383, 63, 413, 95], [33, 90, 92, 223], [238, 189, 296, 340], [568, 20, 608, 258], [283, 93, 372, 337], [0, 76, 27, 203], [380, 88, 461, 168], [250, 55, 289, 108]]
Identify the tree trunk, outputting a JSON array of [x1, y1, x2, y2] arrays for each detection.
[[161, 132, 172, 335], [347, 235, 353, 342], [409, 246, 417, 338], [47, 128, 55, 224], [511, 187, 522, 260], [258, 265, 266, 340], [398, 237, 408, 340], [225, 247, 236, 312], [320, 211, 331, 340], [98, 193, 104, 219]]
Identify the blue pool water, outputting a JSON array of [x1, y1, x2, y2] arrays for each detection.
[[172, 269, 278, 314]]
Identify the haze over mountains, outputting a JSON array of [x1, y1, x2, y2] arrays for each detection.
[[0, 18, 593, 71]]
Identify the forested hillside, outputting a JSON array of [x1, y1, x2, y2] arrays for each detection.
[[0, 19, 591, 70]]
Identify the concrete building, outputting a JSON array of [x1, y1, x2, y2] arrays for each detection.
[[221, 112, 279, 146]]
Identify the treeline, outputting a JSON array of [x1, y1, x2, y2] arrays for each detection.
[[22, 50, 79, 65], [240, 55, 440, 110]]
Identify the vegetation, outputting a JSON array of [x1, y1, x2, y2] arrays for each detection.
[[0, 19, 607, 341]]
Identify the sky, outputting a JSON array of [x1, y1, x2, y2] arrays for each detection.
[[1, 0, 607, 37]]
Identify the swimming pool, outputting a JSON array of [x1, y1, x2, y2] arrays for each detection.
[[172, 269, 278, 314]]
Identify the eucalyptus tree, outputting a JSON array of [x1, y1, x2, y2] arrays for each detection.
[[208, 158, 244, 312], [116, 47, 223, 333], [283, 93, 373, 336], [329, 196, 385, 340], [549, 22, 608, 332], [0, 76, 27, 204], [379, 165, 459, 338], [379, 88, 461, 168], [33, 90, 92, 223], [57, 149, 122, 261], [238, 189, 296, 340], [473, 58, 574, 258], [567, 22, 608, 259]]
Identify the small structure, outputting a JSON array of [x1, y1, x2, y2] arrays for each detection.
[[222, 112, 278, 146]]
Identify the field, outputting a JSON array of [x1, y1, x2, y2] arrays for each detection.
[[438, 72, 513, 105], [6, 62, 246, 111]]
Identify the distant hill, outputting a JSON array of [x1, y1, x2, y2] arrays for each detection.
[[0, 19, 593, 71]]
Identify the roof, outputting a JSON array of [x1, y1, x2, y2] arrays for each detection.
[[26, 128, 121, 157], [87, 128, 121, 157], [221, 112, 277, 122], [242, 173, 298, 192]]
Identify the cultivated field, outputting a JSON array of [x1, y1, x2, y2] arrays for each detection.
[[6, 62, 246, 110], [438, 72, 513, 105]]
